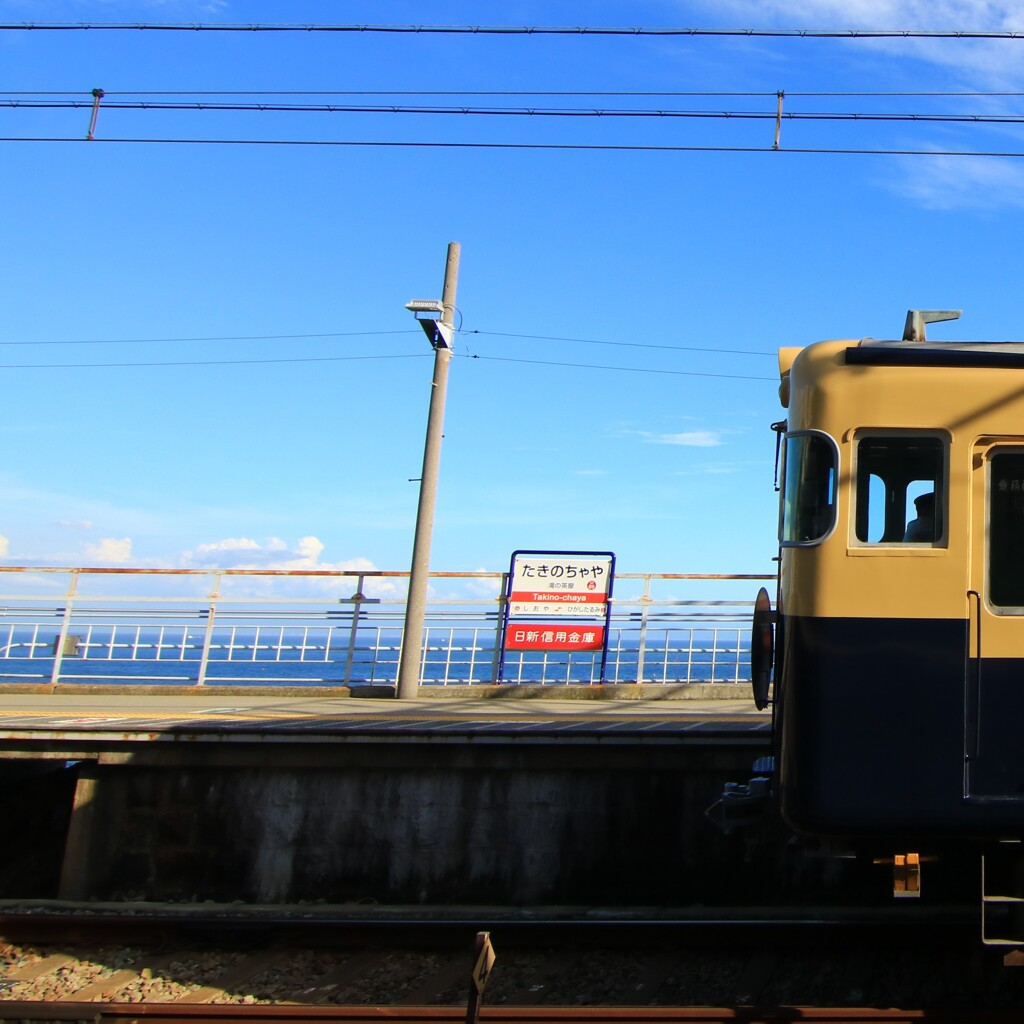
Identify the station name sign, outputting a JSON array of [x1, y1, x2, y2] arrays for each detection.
[[499, 550, 615, 678], [507, 553, 613, 617]]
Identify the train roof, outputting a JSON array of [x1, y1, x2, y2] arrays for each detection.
[[777, 311, 1024, 408], [848, 340, 1024, 369], [779, 340, 1024, 408]]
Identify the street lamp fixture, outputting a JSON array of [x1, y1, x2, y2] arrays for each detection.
[[405, 299, 444, 315], [405, 299, 453, 349]]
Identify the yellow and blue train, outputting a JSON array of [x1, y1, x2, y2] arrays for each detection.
[[751, 310, 1024, 924]]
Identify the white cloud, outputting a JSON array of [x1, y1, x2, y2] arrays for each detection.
[[460, 573, 504, 600], [192, 537, 266, 555], [57, 519, 94, 531], [0, 535, 8, 557], [179, 536, 405, 599], [296, 535, 324, 560], [886, 152, 1024, 208], [84, 537, 132, 564], [0, 0, 227, 13], [676, 459, 774, 476], [648, 430, 724, 447], [683, 0, 1024, 206], [69, 0, 228, 10], [697, 1, 1024, 83], [613, 425, 727, 447], [704, 1, 1024, 30], [181, 534, 367, 573]]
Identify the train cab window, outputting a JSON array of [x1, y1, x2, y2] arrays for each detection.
[[854, 435, 945, 545], [989, 453, 1024, 608], [780, 432, 837, 545]]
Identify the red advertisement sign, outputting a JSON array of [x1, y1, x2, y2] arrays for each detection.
[[504, 624, 606, 652]]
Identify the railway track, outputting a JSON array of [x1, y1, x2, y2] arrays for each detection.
[[0, 908, 1020, 1019], [1, 1008, 1019, 1023], [1, 1008, 1022, 1024]]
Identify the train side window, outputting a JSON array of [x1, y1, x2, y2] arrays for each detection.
[[780, 432, 837, 545], [854, 435, 945, 545], [989, 453, 1024, 608]]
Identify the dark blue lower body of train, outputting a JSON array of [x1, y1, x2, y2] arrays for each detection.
[[776, 614, 1024, 841]]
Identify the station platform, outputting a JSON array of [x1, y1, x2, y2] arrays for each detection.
[[0, 688, 770, 761], [0, 688, 773, 905]]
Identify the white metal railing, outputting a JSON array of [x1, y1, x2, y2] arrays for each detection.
[[0, 566, 775, 688]]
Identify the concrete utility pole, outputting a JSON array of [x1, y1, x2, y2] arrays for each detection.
[[397, 242, 461, 699]]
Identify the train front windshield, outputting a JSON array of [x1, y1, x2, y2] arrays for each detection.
[[780, 432, 837, 545]]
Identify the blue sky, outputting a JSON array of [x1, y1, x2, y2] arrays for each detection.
[[2, 0, 1024, 594]]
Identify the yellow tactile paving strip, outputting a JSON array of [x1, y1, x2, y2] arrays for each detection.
[[0, 695, 769, 737]]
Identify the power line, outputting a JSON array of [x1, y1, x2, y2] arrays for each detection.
[[468, 330, 774, 357], [0, 352, 432, 369], [8, 98, 1024, 126], [0, 329, 415, 347], [2, 326, 774, 357], [0, 348, 774, 381], [7, 89, 1024, 97], [5, 136, 1024, 158], [0, 335, 776, 380], [463, 353, 774, 381], [4, 23, 1024, 39]]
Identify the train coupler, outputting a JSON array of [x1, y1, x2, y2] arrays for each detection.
[[705, 774, 772, 834]]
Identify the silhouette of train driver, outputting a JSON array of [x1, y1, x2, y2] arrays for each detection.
[[904, 492, 936, 542]]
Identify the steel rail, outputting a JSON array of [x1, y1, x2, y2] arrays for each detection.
[[0, 1002, 1011, 1022], [0, 906, 979, 948]]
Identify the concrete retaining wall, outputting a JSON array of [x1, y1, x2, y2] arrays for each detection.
[[50, 744, 766, 905]]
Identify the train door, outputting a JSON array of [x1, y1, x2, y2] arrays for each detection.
[[966, 441, 1024, 800]]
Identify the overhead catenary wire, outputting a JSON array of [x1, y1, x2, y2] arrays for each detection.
[[5, 136, 1024, 158], [7, 97, 1024, 126], [5, 23, 1024, 39], [5, 20, 1024, 153], [8, 89, 1024, 97], [0, 26, 1007, 373], [5, 86, 1024, 156]]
